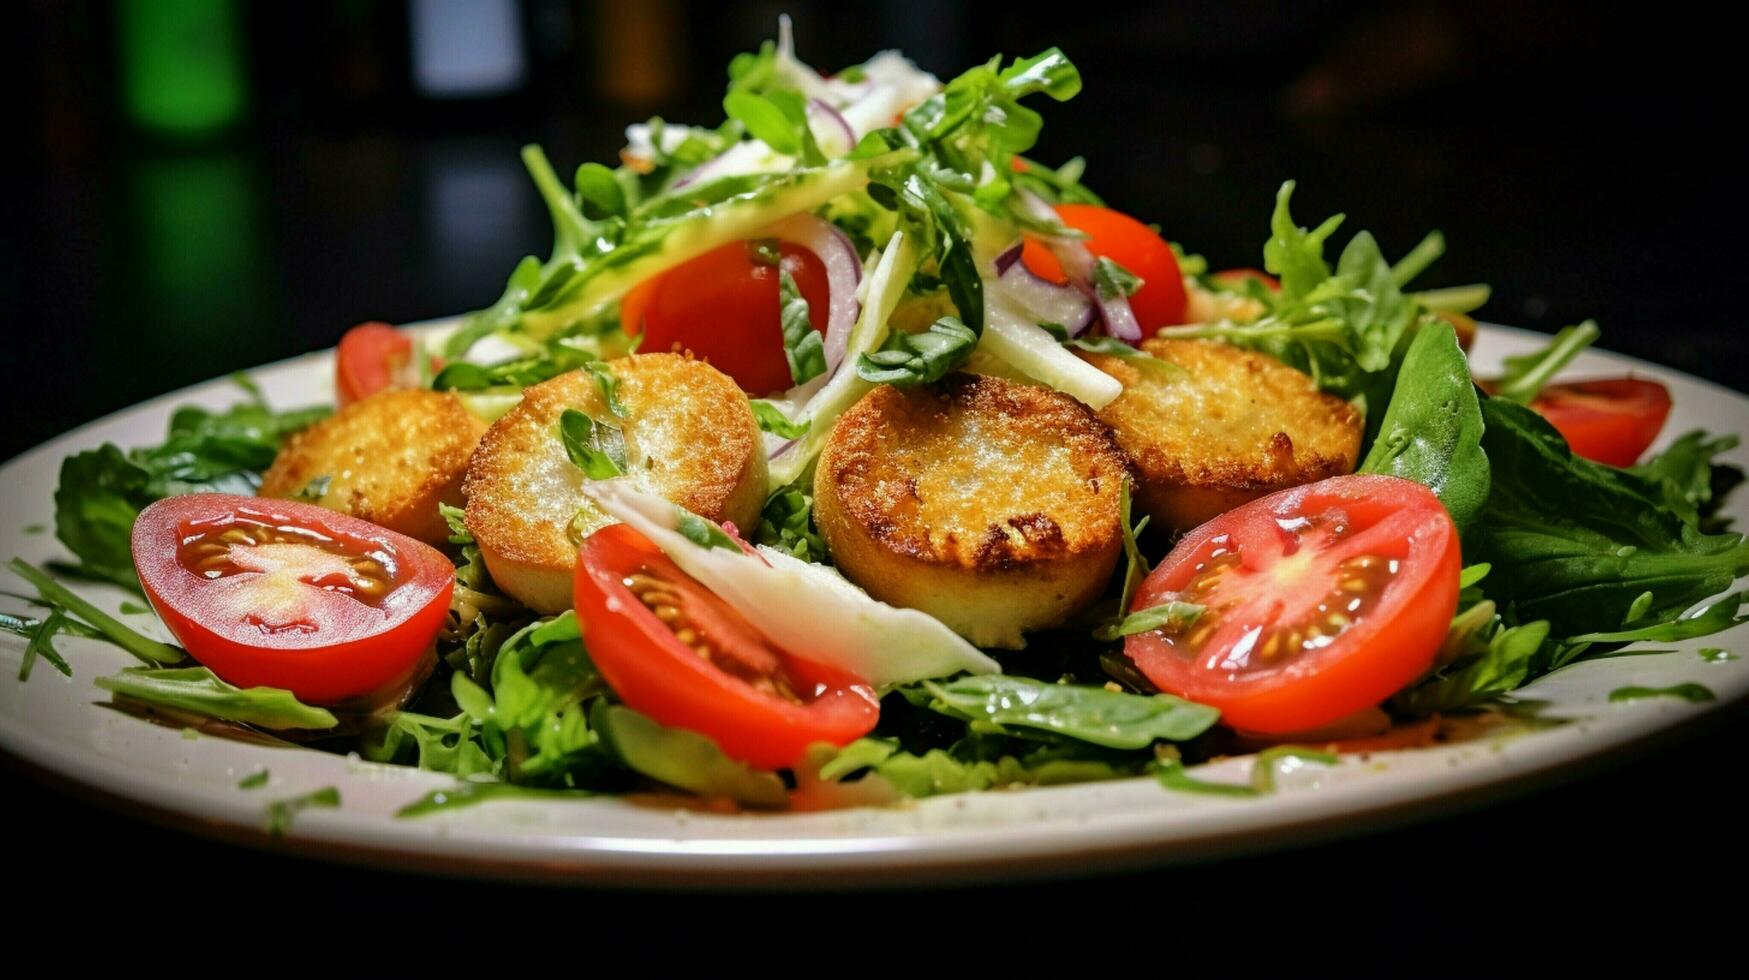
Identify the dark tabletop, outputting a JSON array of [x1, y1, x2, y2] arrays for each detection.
[[3, 1, 1745, 920]]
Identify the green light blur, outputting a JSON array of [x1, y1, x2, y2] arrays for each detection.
[[119, 0, 246, 134]]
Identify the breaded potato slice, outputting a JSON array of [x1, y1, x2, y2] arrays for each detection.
[[1076, 338, 1362, 532], [465, 353, 766, 613], [259, 388, 485, 546], [814, 373, 1129, 649]]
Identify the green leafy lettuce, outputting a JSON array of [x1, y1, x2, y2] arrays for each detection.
[[1358, 321, 1489, 529], [52, 379, 327, 588]]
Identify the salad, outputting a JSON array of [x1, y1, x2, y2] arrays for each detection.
[[8, 21, 1747, 819]]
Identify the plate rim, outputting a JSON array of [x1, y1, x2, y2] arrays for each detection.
[[3, 320, 1745, 887]]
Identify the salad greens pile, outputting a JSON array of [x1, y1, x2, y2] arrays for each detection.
[[53, 376, 329, 590], [8, 23, 1747, 818]]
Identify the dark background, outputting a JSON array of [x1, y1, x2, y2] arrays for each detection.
[[3, 0, 1746, 930]]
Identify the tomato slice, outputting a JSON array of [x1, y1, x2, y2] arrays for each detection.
[[620, 241, 832, 395], [131, 493, 455, 705], [336, 322, 416, 407], [1530, 377, 1671, 467], [1020, 203, 1189, 330], [574, 523, 878, 769], [1124, 474, 1460, 734]]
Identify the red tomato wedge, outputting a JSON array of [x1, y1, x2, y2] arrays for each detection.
[[619, 241, 832, 395], [1124, 474, 1461, 734], [1530, 377, 1671, 467], [131, 494, 454, 705], [336, 322, 416, 407], [1020, 203, 1189, 330], [574, 523, 879, 769]]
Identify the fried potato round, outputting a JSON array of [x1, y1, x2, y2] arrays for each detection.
[[464, 353, 766, 613], [814, 373, 1130, 649], [258, 388, 486, 547], [1077, 338, 1363, 532]]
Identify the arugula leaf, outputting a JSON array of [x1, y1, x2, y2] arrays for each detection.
[[1263, 180, 1345, 299], [1415, 283, 1491, 314], [573, 162, 627, 220], [755, 486, 825, 561], [676, 510, 742, 552], [1389, 231, 1445, 287], [1162, 181, 1435, 413], [750, 399, 809, 439], [449, 612, 617, 786], [1115, 480, 1151, 615], [1492, 321, 1601, 404], [53, 446, 159, 589], [1359, 321, 1490, 528], [396, 780, 589, 818], [723, 89, 803, 155], [1608, 684, 1714, 704], [592, 703, 788, 808], [558, 409, 626, 480], [1093, 601, 1203, 642], [779, 267, 827, 384], [1066, 336, 1185, 377], [855, 316, 978, 386], [7, 559, 182, 666], [902, 47, 1079, 169], [1092, 257, 1143, 300], [95, 667, 338, 730], [817, 738, 1139, 799], [1464, 398, 1749, 637], [443, 257, 545, 359], [1011, 155, 1105, 206], [582, 361, 630, 419], [1629, 431, 1743, 528], [1155, 746, 1337, 797], [265, 787, 340, 836], [913, 674, 1220, 749], [363, 711, 496, 776], [1391, 604, 1551, 716], [18, 608, 72, 681], [51, 385, 327, 587], [434, 315, 631, 393], [1564, 590, 1747, 647]]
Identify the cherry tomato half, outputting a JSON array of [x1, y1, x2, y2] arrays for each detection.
[[1531, 377, 1671, 468], [1124, 474, 1460, 734], [336, 322, 417, 408], [620, 241, 832, 396], [131, 493, 455, 705], [1020, 203, 1189, 330], [574, 523, 879, 769]]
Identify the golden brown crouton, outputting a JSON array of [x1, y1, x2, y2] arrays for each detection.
[[464, 353, 766, 613], [259, 388, 485, 546], [814, 373, 1130, 648], [1077, 338, 1362, 532]]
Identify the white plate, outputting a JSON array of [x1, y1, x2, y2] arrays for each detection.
[[2, 322, 1745, 887]]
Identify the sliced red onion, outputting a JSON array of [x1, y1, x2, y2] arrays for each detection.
[[806, 98, 856, 157], [1014, 189, 1144, 344], [769, 213, 862, 372], [993, 241, 1096, 337]]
